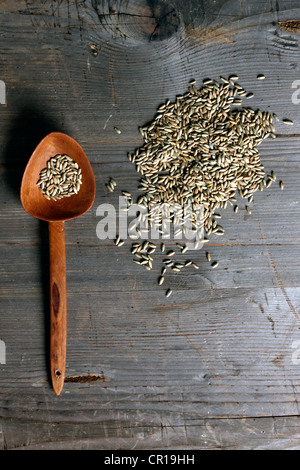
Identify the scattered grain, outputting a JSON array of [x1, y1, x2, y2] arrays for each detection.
[[282, 118, 294, 125], [166, 289, 172, 298], [167, 250, 175, 257]]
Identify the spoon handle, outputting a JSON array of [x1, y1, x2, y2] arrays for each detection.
[[49, 221, 67, 396]]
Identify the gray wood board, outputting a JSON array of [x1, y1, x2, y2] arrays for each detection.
[[1, 0, 300, 450]]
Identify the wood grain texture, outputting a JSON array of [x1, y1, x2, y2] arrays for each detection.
[[1, 0, 300, 450], [49, 221, 67, 396]]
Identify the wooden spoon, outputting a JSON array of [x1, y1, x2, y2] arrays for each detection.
[[20, 132, 96, 395]]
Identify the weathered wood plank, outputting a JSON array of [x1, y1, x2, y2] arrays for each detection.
[[1, 0, 300, 451], [1, 243, 300, 293], [1, 416, 300, 450], [1, 282, 300, 409]]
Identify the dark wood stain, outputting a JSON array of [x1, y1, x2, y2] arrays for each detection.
[[278, 20, 300, 34], [51, 282, 60, 318], [64, 374, 110, 383]]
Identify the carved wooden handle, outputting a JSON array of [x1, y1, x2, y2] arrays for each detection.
[[49, 221, 67, 396]]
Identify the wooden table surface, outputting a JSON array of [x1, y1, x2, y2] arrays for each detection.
[[1, 0, 300, 450]]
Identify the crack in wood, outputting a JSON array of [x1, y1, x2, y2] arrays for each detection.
[[64, 373, 110, 383]]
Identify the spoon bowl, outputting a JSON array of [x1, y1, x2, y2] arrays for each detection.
[[21, 132, 96, 395], [21, 131, 95, 221]]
